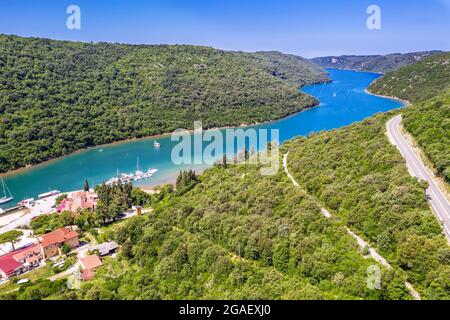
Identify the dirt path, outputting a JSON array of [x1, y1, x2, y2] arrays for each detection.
[[282, 152, 421, 300]]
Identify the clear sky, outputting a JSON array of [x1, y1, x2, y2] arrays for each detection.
[[0, 0, 449, 58]]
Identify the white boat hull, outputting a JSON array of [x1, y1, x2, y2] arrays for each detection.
[[0, 197, 14, 205]]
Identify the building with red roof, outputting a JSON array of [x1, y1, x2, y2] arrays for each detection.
[[38, 227, 80, 259], [57, 191, 97, 213], [0, 244, 42, 280], [80, 255, 103, 281]]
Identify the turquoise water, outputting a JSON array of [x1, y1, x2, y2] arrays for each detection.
[[0, 69, 403, 209]]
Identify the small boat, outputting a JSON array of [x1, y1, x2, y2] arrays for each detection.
[[154, 141, 161, 148], [18, 198, 35, 206], [38, 190, 60, 199], [0, 177, 13, 205]]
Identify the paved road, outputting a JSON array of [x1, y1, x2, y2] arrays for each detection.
[[387, 115, 450, 240]]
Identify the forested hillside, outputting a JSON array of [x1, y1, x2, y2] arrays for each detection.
[[6, 113, 450, 300], [249, 51, 330, 87], [369, 53, 450, 103], [369, 53, 450, 183], [284, 114, 450, 299], [3, 163, 409, 300], [0, 34, 327, 173], [312, 51, 442, 74], [402, 92, 450, 183]]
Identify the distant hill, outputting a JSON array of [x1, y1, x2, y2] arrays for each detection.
[[0, 34, 327, 173], [249, 51, 330, 87], [311, 51, 443, 74], [369, 52, 450, 103]]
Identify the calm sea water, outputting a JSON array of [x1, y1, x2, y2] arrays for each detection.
[[0, 69, 403, 209]]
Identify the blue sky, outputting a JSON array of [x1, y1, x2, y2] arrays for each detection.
[[0, 0, 449, 57]]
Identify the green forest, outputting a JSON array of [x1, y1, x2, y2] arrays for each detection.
[[403, 92, 450, 183], [3, 164, 411, 300], [6, 111, 450, 300], [0, 34, 328, 173], [3, 100, 449, 301], [369, 52, 450, 103], [284, 113, 450, 299], [369, 53, 450, 183]]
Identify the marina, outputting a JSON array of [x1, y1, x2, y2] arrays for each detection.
[[106, 157, 159, 185], [105, 168, 159, 186]]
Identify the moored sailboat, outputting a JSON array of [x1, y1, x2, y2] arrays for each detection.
[[0, 177, 14, 205]]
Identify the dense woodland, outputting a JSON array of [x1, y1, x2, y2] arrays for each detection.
[[285, 114, 450, 299], [249, 51, 329, 87], [3, 164, 410, 300], [403, 92, 450, 183], [1, 34, 449, 300], [3, 109, 449, 300], [0, 34, 328, 173], [369, 53, 450, 103], [369, 53, 450, 183]]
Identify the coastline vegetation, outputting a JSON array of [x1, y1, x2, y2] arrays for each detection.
[[284, 113, 450, 299], [3, 163, 411, 300], [0, 34, 328, 174], [369, 53, 450, 183]]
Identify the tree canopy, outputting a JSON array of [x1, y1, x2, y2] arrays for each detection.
[[0, 34, 327, 173]]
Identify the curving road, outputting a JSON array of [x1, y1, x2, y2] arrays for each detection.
[[387, 115, 450, 240]]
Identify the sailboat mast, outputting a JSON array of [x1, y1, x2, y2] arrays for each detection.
[[1, 177, 12, 198], [1, 178, 5, 197]]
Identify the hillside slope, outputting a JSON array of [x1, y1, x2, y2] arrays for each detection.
[[0, 34, 327, 173], [369, 53, 450, 183], [312, 51, 442, 74], [249, 51, 330, 87], [369, 53, 450, 103], [404, 92, 450, 183], [4, 163, 410, 300], [284, 114, 450, 299], [7, 114, 449, 300]]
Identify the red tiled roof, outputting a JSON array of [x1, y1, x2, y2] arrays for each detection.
[[81, 269, 94, 281], [26, 255, 41, 264], [80, 255, 103, 270], [0, 245, 36, 276], [39, 227, 79, 248], [12, 244, 40, 261]]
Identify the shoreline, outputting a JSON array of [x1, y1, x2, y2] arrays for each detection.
[[0, 100, 321, 179], [0, 71, 409, 197], [364, 88, 412, 107], [323, 66, 385, 76]]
